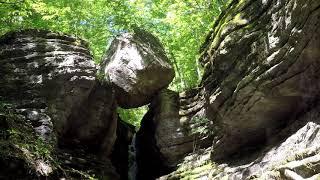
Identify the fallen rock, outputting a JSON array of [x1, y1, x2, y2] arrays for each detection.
[[100, 29, 174, 108]]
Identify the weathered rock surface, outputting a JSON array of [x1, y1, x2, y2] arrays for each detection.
[[62, 82, 117, 157], [151, 90, 213, 167], [111, 120, 135, 180], [199, 0, 320, 160], [161, 102, 320, 179], [137, 0, 320, 179], [2, 0, 320, 178], [0, 29, 121, 179], [100, 29, 175, 108], [135, 91, 177, 180], [0, 29, 96, 140], [136, 89, 216, 179]]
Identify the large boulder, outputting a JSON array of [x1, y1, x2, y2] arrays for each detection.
[[0, 29, 96, 142], [0, 29, 120, 179], [100, 29, 175, 108]]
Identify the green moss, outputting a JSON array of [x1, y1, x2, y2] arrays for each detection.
[[233, 13, 248, 25], [169, 161, 224, 180], [180, 163, 213, 179], [64, 168, 99, 180], [0, 102, 116, 179]]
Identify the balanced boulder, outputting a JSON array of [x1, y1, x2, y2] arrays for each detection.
[[100, 29, 174, 108]]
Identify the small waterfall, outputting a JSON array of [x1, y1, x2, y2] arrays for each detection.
[[128, 134, 137, 180]]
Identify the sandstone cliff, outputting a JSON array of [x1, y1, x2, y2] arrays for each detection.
[[135, 0, 320, 179]]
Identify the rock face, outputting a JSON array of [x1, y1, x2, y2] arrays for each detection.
[[162, 103, 320, 179], [136, 89, 217, 179], [111, 120, 135, 180], [136, 0, 320, 179], [0, 29, 96, 140], [0, 29, 121, 179], [136, 88, 219, 179], [1, 0, 320, 178], [61, 82, 118, 156], [135, 91, 177, 180], [198, 0, 320, 160], [100, 29, 175, 108]]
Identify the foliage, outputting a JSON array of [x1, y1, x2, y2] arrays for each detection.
[[128, 0, 228, 89], [0, 102, 110, 179], [117, 106, 148, 129], [0, 102, 56, 176], [0, 0, 227, 125], [189, 116, 210, 135], [0, 0, 133, 60]]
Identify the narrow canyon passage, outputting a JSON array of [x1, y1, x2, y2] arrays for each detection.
[[1, 0, 320, 179]]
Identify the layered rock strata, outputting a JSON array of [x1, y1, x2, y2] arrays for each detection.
[[137, 0, 320, 179], [0, 29, 119, 179]]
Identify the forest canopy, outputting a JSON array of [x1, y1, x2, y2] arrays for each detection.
[[0, 0, 227, 126]]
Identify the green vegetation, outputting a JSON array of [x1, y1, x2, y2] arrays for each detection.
[[189, 116, 210, 135], [0, 102, 110, 179], [0, 102, 56, 177], [117, 106, 148, 129], [0, 0, 227, 126], [167, 160, 223, 179]]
